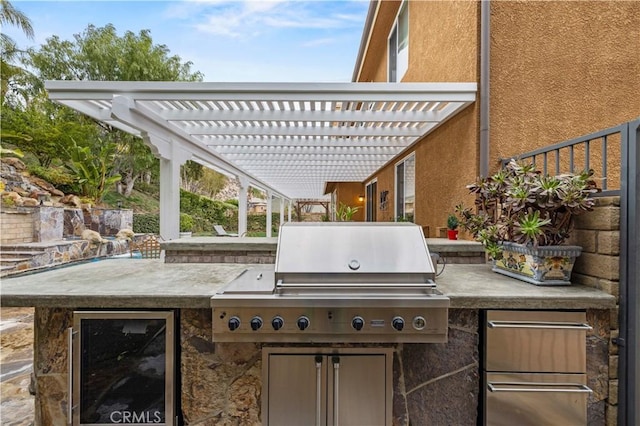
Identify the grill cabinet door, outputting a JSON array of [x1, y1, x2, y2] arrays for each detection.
[[328, 355, 387, 426], [266, 353, 389, 426], [267, 354, 327, 426]]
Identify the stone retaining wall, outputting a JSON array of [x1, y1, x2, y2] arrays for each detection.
[[570, 196, 621, 425], [1, 209, 35, 244], [164, 249, 276, 264]]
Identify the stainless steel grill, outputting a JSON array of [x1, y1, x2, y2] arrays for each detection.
[[211, 222, 449, 343]]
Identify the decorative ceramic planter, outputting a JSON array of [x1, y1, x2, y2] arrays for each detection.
[[492, 242, 582, 286], [447, 229, 458, 240]]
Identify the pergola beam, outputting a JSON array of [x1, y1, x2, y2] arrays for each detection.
[[45, 80, 477, 199]]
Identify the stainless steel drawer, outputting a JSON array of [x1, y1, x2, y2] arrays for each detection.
[[485, 311, 589, 373], [485, 372, 591, 426]]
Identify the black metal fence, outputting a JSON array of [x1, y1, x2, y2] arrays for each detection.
[[501, 118, 640, 426]]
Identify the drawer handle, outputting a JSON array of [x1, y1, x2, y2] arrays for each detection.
[[488, 382, 593, 393], [488, 320, 592, 330]]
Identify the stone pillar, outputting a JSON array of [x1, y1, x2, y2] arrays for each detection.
[[34, 307, 73, 426], [266, 191, 273, 238], [34, 206, 64, 242], [238, 177, 249, 237]]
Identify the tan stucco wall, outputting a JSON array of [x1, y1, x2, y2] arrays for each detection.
[[353, 0, 638, 235], [334, 182, 366, 221], [358, 1, 480, 235], [368, 106, 478, 235], [490, 1, 640, 174]]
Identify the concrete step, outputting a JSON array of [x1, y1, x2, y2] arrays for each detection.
[[1, 257, 33, 265], [0, 245, 48, 253], [0, 264, 17, 274], [0, 251, 45, 258]]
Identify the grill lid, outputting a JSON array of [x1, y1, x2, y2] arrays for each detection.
[[275, 222, 435, 284]]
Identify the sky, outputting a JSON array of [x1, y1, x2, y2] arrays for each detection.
[[4, 0, 370, 82]]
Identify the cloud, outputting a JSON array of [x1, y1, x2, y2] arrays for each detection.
[[169, 0, 366, 39], [301, 37, 338, 47]]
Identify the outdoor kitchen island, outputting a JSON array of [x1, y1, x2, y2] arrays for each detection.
[[1, 255, 614, 425]]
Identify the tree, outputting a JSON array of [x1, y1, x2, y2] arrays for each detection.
[[24, 24, 204, 196], [0, 0, 35, 105], [2, 92, 98, 167], [27, 24, 202, 82]]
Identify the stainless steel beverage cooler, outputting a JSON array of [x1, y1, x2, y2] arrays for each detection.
[[483, 310, 592, 426], [70, 311, 175, 425]]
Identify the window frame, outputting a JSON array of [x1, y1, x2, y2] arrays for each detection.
[[365, 178, 378, 222], [387, 0, 409, 82], [394, 153, 415, 222]]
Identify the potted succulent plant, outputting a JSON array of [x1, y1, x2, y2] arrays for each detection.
[[455, 159, 598, 285], [446, 214, 459, 240]]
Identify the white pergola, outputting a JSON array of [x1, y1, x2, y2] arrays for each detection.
[[45, 81, 476, 239]]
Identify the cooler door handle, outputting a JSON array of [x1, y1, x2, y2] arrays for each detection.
[[332, 356, 340, 426], [488, 382, 593, 393], [487, 320, 592, 330], [315, 356, 322, 426], [67, 327, 78, 425]]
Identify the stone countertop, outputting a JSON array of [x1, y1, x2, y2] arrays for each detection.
[[0, 259, 247, 308], [0, 260, 615, 310], [435, 264, 616, 309]]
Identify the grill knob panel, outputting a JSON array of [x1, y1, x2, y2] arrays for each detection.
[[250, 316, 263, 331], [392, 316, 405, 331], [352, 316, 365, 331], [297, 316, 310, 331], [271, 316, 284, 330], [228, 316, 241, 331]]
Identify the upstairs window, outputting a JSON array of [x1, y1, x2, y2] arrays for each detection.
[[388, 1, 409, 82]]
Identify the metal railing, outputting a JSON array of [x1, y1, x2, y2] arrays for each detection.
[[500, 122, 632, 196], [502, 118, 640, 426]]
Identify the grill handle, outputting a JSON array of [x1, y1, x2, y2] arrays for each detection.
[[276, 280, 436, 290]]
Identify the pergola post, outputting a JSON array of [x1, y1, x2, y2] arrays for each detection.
[[266, 191, 273, 238], [288, 200, 292, 222], [238, 177, 249, 237], [279, 197, 285, 232], [157, 140, 190, 241]]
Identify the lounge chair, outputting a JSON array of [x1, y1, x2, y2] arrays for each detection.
[[213, 225, 239, 237]]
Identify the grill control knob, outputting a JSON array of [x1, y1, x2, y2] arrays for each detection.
[[352, 316, 365, 331], [271, 316, 284, 330], [250, 316, 263, 331], [392, 316, 405, 331], [228, 316, 240, 331], [297, 316, 310, 331]]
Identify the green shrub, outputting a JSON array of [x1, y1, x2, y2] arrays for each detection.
[[180, 213, 194, 232], [133, 213, 160, 233], [28, 164, 74, 187], [180, 189, 237, 232]]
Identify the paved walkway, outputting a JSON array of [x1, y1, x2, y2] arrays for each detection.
[[0, 307, 34, 426]]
